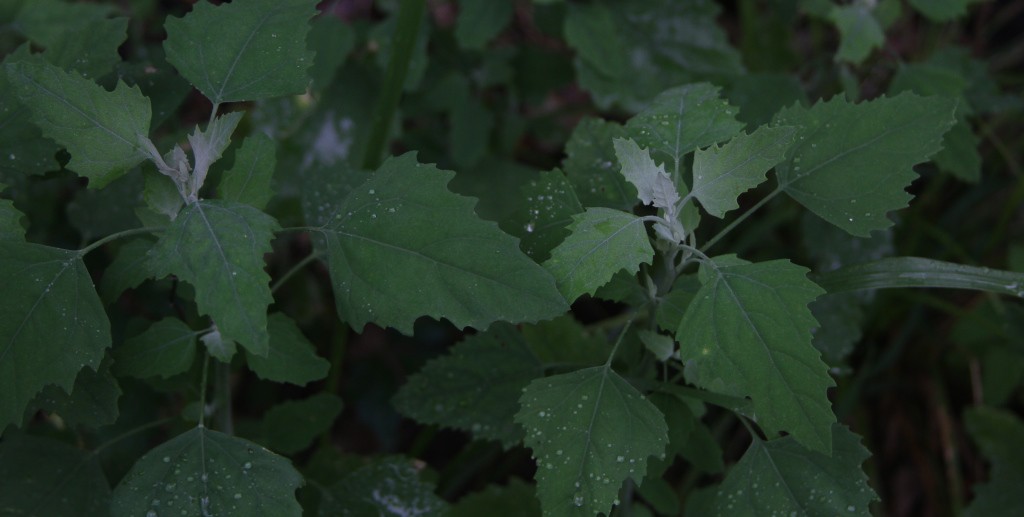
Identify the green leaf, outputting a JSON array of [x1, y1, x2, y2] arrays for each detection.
[[146, 201, 280, 355], [456, 0, 515, 50], [726, 73, 808, 128], [772, 93, 957, 236], [29, 358, 120, 428], [655, 275, 700, 332], [219, 132, 276, 210], [111, 426, 303, 516], [677, 257, 835, 453], [100, 238, 155, 303], [564, 2, 627, 78], [964, 407, 1024, 517], [0, 195, 26, 241], [705, 425, 877, 515], [521, 315, 609, 367], [638, 330, 674, 362], [563, 118, 636, 210], [164, 0, 318, 104], [143, 168, 184, 221], [66, 171, 145, 240], [515, 366, 668, 517], [812, 257, 1024, 298], [690, 126, 796, 218], [543, 208, 654, 302], [262, 393, 343, 454], [909, 0, 981, 22], [625, 83, 744, 171], [392, 324, 543, 448], [113, 318, 199, 379], [186, 111, 244, 198], [828, 4, 884, 64], [245, 313, 330, 386], [307, 15, 356, 92], [510, 169, 583, 262], [0, 433, 111, 516], [319, 457, 448, 517], [0, 242, 110, 431], [613, 138, 680, 212], [312, 153, 566, 333], [5, 59, 152, 187], [450, 95, 495, 168], [451, 479, 540, 517]]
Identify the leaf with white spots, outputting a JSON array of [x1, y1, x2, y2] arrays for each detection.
[[111, 426, 303, 516], [508, 169, 583, 262], [515, 366, 668, 517], [146, 200, 280, 356], [0, 433, 111, 516], [164, 0, 319, 104], [563, 118, 636, 210], [0, 242, 111, 431], [704, 425, 877, 516], [319, 456, 448, 517]]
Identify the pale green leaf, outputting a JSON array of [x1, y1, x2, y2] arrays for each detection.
[[909, 0, 982, 22], [200, 320, 236, 362], [245, 313, 329, 386], [187, 111, 244, 196], [543, 208, 654, 302], [111, 427, 303, 516], [100, 238, 155, 303], [146, 201, 280, 355], [319, 457, 448, 517], [772, 93, 957, 236], [30, 358, 120, 428], [677, 257, 835, 453], [964, 407, 1024, 517], [828, 4, 884, 64], [262, 393, 343, 454], [515, 366, 668, 517], [563, 118, 635, 210], [638, 330, 674, 362], [113, 318, 199, 379], [142, 168, 184, 221], [312, 153, 566, 333], [456, 0, 515, 50], [509, 169, 583, 262], [164, 0, 319, 104], [0, 242, 110, 431], [690, 126, 796, 218], [0, 433, 111, 516], [5, 59, 151, 187], [450, 479, 540, 517], [392, 324, 543, 448], [220, 132, 276, 210], [613, 138, 680, 212], [625, 83, 744, 171], [705, 425, 876, 515]]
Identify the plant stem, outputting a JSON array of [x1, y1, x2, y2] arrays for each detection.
[[214, 359, 233, 435], [198, 352, 210, 428], [701, 184, 784, 253], [90, 416, 177, 457], [271, 251, 323, 294], [77, 226, 163, 256], [319, 326, 350, 447], [361, 0, 426, 170], [604, 317, 636, 367]]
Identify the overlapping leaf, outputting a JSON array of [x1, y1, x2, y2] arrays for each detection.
[[563, 118, 635, 210], [311, 153, 566, 333], [0, 242, 110, 430], [690, 126, 796, 217], [29, 358, 120, 428], [164, 0, 319, 104], [245, 313, 330, 386], [508, 169, 583, 262], [113, 318, 199, 379], [146, 201, 279, 355], [676, 256, 835, 453], [111, 427, 303, 516], [516, 366, 668, 516], [613, 138, 679, 212], [772, 93, 957, 236], [0, 433, 111, 516], [220, 132, 276, 210]]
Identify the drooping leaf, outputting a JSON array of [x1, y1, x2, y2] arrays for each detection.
[[99, 238, 155, 303], [516, 366, 668, 517], [262, 393, 343, 454], [392, 324, 543, 448], [909, 0, 981, 22], [113, 318, 199, 379], [311, 153, 566, 333], [508, 169, 583, 262], [5, 59, 151, 187], [30, 358, 120, 428], [456, 0, 515, 50], [544, 208, 654, 302], [220, 132, 276, 210], [625, 83, 744, 172], [111, 426, 304, 516], [690, 126, 796, 218], [563, 118, 636, 210], [703, 425, 877, 515], [964, 407, 1024, 517], [245, 313, 329, 386], [828, 4, 884, 64], [319, 457, 448, 517], [613, 138, 680, 213], [0, 433, 111, 516], [146, 201, 280, 355], [772, 93, 957, 236], [676, 256, 835, 453], [163, 0, 319, 104], [450, 479, 540, 517], [0, 242, 110, 431]]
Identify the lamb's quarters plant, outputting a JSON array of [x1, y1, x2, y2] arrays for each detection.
[[1, 0, 1022, 516]]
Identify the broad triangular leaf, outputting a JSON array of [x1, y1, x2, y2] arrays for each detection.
[[113, 318, 199, 379], [691, 125, 796, 218], [312, 153, 566, 333], [164, 0, 319, 104], [676, 256, 835, 453], [516, 366, 668, 517], [146, 200, 279, 355], [262, 393, 343, 454], [0, 433, 111, 515], [319, 457, 448, 517], [543, 208, 654, 302], [245, 313, 329, 386], [220, 132, 276, 210], [111, 426, 303, 516], [625, 83, 744, 170], [772, 93, 957, 236], [704, 425, 877, 515], [5, 59, 151, 187], [392, 324, 543, 448], [0, 242, 110, 430], [613, 138, 680, 212]]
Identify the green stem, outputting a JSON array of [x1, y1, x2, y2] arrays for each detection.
[[604, 317, 635, 367], [90, 416, 177, 457], [271, 251, 323, 294], [361, 0, 426, 170], [701, 184, 784, 253], [77, 227, 163, 256], [319, 327, 350, 447], [198, 352, 211, 428], [214, 360, 233, 435]]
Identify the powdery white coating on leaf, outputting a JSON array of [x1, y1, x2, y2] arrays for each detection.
[[613, 137, 680, 213]]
